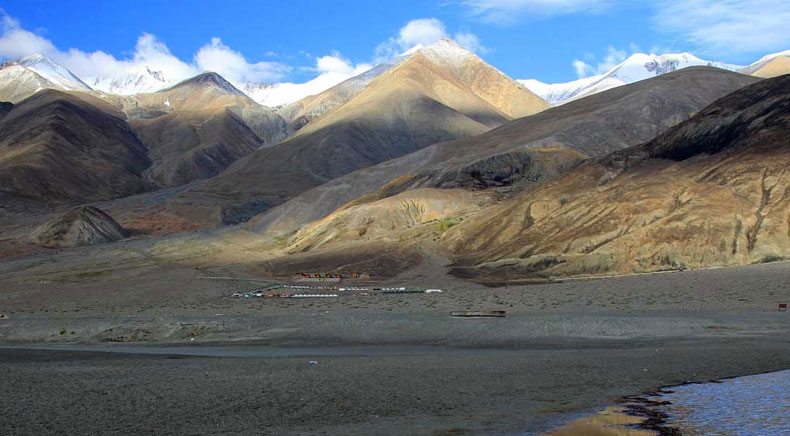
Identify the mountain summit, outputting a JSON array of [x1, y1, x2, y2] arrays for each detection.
[[279, 38, 547, 129], [86, 65, 172, 95], [164, 71, 247, 97]]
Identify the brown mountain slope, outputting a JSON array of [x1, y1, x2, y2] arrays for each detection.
[[277, 63, 393, 131], [416, 39, 547, 119], [740, 56, 790, 78], [752, 58, 790, 78], [285, 188, 493, 253], [248, 67, 760, 237], [442, 74, 790, 281], [170, 49, 548, 225], [278, 39, 547, 131], [0, 90, 155, 203]]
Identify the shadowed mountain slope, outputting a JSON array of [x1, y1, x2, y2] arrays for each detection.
[[247, 67, 760, 237], [170, 49, 549, 224], [442, 74, 790, 281], [104, 72, 291, 187], [0, 90, 155, 203]]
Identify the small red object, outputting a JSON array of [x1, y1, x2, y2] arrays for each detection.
[[779, 303, 788, 311]]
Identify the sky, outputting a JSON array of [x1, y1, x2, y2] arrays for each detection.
[[1, 0, 789, 89]]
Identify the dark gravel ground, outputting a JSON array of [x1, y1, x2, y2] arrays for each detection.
[[2, 337, 789, 436]]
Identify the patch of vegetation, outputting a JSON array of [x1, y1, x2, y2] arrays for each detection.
[[436, 217, 464, 233], [59, 328, 67, 335]]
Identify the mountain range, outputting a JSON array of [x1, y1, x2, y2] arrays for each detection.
[[0, 37, 789, 285], [3, 43, 789, 109]]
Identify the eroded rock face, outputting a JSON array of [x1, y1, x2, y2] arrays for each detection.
[[31, 206, 128, 248]]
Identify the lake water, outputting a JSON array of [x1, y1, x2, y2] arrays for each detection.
[[661, 369, 790, 435]]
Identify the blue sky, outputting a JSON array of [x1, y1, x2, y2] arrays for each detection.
[[2, 0, 789, 85]]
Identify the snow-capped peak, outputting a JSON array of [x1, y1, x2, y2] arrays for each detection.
[[243, 38, 476, 108], [411, 38, 475, 67], [604, 52, 739, 84], [86, 65, 172, 95], [15, 53, 92, 91], [521, 52, 743, 105]]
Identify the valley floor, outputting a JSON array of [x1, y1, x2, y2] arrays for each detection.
[[0, 257, 789, 435]]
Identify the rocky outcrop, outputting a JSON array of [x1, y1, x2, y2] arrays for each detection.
[[31, 206, 129, 248]]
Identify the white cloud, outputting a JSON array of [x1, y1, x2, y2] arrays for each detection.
[[572, 45, 628, 78], [194, 37, 289, 84], [400, 18, 448, 47], [573, 59, 594, 77], [0, 15, 56, 57], [48, 33, 200, 89], [315, 51, 370, 76], [375, 18, 485, 61], [459, 0, 613, 25], [0, 16, 200, 86], [653, 0, 790, 56]]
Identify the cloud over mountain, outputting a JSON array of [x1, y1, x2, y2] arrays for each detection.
[[375, 18, 486, 60]]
